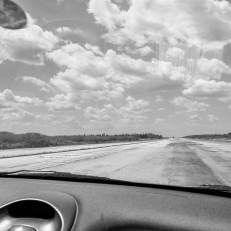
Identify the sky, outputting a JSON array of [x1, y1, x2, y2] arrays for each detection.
[[1, 0, 231, 137]]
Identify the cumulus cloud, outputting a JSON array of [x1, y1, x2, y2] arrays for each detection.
[[89, 87, 125, 101], [106, 50, 185, 91], [131, 46, 154, 56], [124, 96, 150, 113], [41, 114, 81, 127], [63, 116, 81, 128], [0, 89, 43, 109], [46, 43, 186, 103], [190, 115, 201, 121], [45, 94, 80, 111], [113, 96, 150, 124], [172, 96, 209, 112], [46, 43, 107, 76], [20, 76, 53, 92], [166, 47, 185, 60], [155, 95, 163, 102], [47, 43, 109, 96], [84, 107, 113, 121], [207, 114, 218, 122], [55, 26, 84, 42], [183, 79, 231, 102], [88, 0, 231, 49], [106, 50, 160, 77], [118, 114, 148, 124], [85, 43, 104, 56], [0, 14, 59, 65], [196, 58, 231, 79], [84, 96, 150, 128], [56, 27, 72, 34], [1, 110, 38, 121], [50, 44, 186, 92], [43, 114, 58, 122], [51, 69, 108, 92]]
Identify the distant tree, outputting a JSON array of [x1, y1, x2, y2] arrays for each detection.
[[0, 131, 163, 150]]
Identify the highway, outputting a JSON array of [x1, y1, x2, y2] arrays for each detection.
[[1, 139, 231, 186]]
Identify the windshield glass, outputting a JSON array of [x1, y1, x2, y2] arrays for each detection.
[[1, 0, 231, 187]]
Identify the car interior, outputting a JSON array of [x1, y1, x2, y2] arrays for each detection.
[[0, 174, 230, 231]]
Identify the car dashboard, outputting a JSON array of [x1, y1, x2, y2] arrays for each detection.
[[0, 177, 230, 231]]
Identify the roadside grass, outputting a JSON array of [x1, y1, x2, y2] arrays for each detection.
[[0, 140, 152, 160]]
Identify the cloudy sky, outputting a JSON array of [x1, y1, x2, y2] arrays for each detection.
[[1, 0, 231, 137]]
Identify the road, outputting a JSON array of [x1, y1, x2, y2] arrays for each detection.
[[1, 139, 231, 186]]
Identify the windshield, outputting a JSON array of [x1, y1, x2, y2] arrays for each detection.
[[1, 0, 231, 188]]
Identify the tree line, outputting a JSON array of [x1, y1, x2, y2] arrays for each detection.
[[0, 132, 163, 149], [183, 132, 231, 140]]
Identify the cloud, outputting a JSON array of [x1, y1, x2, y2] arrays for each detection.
[[46, 45, 125, 100], [47, 43, 185, 104], [63, 116, 81, 128], [88, 119, 115, 129], [55, 27, 84, 39], [172, 96, 209, 112], [190, 114, 201, 121], [158, 108, 165, 111], [85, 43, 104, 56], [166, 47, 185, 60], [87, 87, 124, 101], [196, 58, 231, 79], [154, 118, 165, 124], [88, 0, 125, 32], [113, 96, 150, 124], [132, 46, 154, 56], [155, 95, 163, 102], [20, 76, 53, 92], [64, 115, 78, 123], [43, 114, 58, 122], [88, 0, 231, 49], [84, 107, 113, 121], [207, 114, 218, 122], [46, 43, 107, 76], [41, 114, 82, 127], [42, 114, 63, 126], [118, 114, 148, 124], [183, 79, 231, 102], [106, 50, 161, 77], [106, 50, 185, 91], [125, 96, 150, 112], [84, 96, 150, 128], [50, 69, 108, 92], [1, 110, 38, 121], [47, 43, 110, 96], [45, 94, 80, 111], [56, 27, 72, 34], [0, 89, 43, 109], [0, 14, 59, 65]]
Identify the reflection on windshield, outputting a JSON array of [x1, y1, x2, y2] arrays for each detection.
[[0, 0, 231, 187]]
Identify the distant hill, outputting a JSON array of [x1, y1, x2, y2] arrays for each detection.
[[0, 132, 163, 150]]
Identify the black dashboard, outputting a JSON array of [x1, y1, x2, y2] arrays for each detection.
[[0, 177, 231, 231]]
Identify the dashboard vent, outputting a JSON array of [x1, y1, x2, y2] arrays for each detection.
[[7, 200, 55, 219]]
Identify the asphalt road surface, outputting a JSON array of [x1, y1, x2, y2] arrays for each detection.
[[1, 138, 231, 186]]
